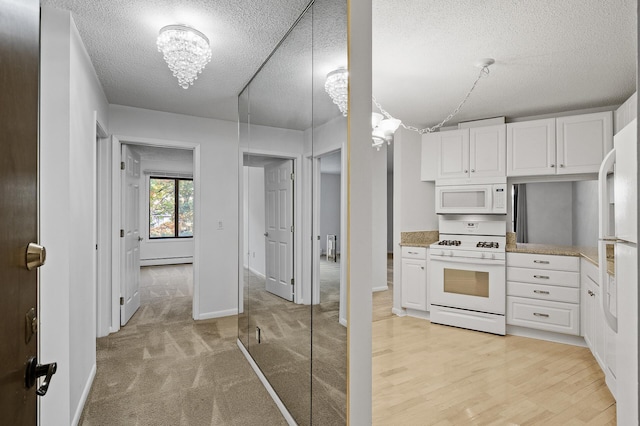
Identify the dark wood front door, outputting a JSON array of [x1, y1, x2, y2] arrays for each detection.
[[0, 0, 41, 423]]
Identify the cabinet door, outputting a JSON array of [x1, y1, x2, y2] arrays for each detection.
[[401, 258, 427, 310], [556, 112, 613, 174], [506, 119, 556, 176], [583, 280, 596, 350], [469, 124, 506, 178], [436, 129, 469, 179]]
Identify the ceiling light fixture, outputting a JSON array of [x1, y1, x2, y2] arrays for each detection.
[[324, 67, 349, 116], [325, 58, 495, 149], [157, 25, 212, 89]]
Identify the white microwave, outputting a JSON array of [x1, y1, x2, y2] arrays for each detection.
[[435, 183, 507, 214]]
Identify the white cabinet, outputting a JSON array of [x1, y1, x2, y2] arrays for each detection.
[[507, 112, 612, 177], [401, 247, 428, 311], [556, 112, 613, 174], [581, 259, 605, 368], [433, 125, 506, 180], [506, 253, 580, 335], [506, 118, 556, 176]]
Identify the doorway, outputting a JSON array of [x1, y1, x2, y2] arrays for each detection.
[[96, 136, 201, 335]]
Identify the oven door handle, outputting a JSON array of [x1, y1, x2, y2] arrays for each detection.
[[429, 256, 505, 266]]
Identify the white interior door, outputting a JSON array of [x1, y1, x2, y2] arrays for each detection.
[[264, 159, 294, 301], [121, 144, 141, 325]]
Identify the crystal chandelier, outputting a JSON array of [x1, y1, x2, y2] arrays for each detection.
[[157, 25, 212, 89], [324, 67, 348, 116]]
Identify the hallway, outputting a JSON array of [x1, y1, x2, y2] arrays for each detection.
[[80, 265, 285, 425]]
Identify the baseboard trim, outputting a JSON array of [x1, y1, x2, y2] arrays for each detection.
[[141, 257, 193, 266], [372, 285, 388, 293], [405, 309, 430, 320], [248, 266, 266, 279], [392, 307, 407, 317], [198, 308, 238, 320], [237, 339, 297, 426], [72, 363, 96, 426], [506, 325, 587, 347]]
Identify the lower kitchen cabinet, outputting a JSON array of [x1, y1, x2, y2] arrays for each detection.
[[506, 253, 580, 335], [401, 246, 428, 311], [581, 259, 605, 369]]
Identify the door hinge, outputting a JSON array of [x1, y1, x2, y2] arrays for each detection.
[[291, 225, 294, 233], [120, 297, 124, 306], [120, 229, 124, 238], [121, 161, 125, 170], [290, 172, 295, 180], [291, 278, 294, 285]]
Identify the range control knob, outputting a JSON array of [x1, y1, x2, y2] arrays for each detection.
[[447, 251, 453, 257], [480, 253, 486, 259]]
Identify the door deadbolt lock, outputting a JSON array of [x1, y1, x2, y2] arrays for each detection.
[[26, 243, 46, 270], [25, 357, 57, 396]]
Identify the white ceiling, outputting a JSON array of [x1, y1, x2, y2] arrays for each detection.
[[41, 0, 636, 130]]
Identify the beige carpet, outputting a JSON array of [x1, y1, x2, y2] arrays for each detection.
[[80, 264, 286, 426]]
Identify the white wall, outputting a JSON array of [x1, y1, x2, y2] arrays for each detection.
[[40, 7, 109, 425], [244, 166, 266, 276], [392, 129, 439, 314], [109, 104, 238, 319], [525, 182, 574, 245], [320, 173, 341, 254], [130, 146, 195, 265], [372, 147, 388, 292], [572, 180, 599, 247], [387, 171, 393, 253]]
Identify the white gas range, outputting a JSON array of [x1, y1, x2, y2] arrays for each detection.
[[429, 215, 507, 335]]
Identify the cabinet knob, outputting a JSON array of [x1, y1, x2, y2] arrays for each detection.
[[464, 170, 468, 173], [560, 164, 565, 168], [471, 169, 475, 173], [550, 164, 555, 168], [420, 266, 424, 270]]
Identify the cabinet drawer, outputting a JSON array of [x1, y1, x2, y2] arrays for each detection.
[[507, 296, 580, 335], [402, 246, 427, 259], [507, 253, 579, 272], [507, 267, 579, 287], [507, 281, 579, 303]]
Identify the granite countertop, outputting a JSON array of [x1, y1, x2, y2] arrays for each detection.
[[505, 241, 614, 276], [399, 230, 439, 247]]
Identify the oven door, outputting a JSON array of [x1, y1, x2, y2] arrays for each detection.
[[436, 185, 493, 214], [430, 256, 505, 315]]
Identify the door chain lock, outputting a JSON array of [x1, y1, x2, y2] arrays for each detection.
[[25, 357, 57, 396]]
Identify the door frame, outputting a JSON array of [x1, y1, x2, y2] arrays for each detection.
[[239, 148, 304, 304], [108, 135, 201, 332], [94, 116, 110, 337], [310, 148, 347, 325]]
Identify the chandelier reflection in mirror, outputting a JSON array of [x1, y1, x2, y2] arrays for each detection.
[[324, 58, 494, 149], [157, 25, 212, 89]]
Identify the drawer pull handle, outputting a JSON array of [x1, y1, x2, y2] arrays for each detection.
[[533, 312, 550, 318], [533, 275, 550, 279], [587, 290, 595, 297], [533, 260, 550, 264], [420, 266, 425, 270], [533, 290, 550, 295], [408, 251, 418, 254]]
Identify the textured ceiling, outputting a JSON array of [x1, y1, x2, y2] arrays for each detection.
[[41, 0, 311, 122], [42, 0, 636, 131], [373, 0, 637, 129]]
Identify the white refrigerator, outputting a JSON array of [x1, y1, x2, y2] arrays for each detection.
[[598, 119, 638, 425]]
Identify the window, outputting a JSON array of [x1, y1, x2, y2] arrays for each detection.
[[149, 177, 194, 238]]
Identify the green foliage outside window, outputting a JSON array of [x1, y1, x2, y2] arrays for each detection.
[[149, 177, 193, 238]]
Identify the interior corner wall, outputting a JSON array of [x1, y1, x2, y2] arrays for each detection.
[[372, 147, 388, 292], [387, 170, 393, 253], [525, 182, 573, 245], [108, 104, 239, 320], [572, 180, 599, 247], [392, 129, 438, 314], [40, 6, 109, 425]]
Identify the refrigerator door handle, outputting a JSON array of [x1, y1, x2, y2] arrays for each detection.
[[598, 148, 618, 333]]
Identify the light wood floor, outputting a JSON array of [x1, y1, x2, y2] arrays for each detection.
[[372, 259, 616, 425]]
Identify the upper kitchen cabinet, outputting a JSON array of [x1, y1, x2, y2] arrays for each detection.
[[507, 112, 612, 177], [507, 118, 556, 176], [432, 124, 506, 180], [556, 112, 612, 175]]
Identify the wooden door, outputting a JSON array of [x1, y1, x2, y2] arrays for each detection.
[[436, 129, 469, 179], [469, 124, 506, 178], [506, 118, 556, 176], [121, 145, 142, 325], [0, 0, 41, 423], [264, 160, 294, 301], [556, 112, 613, 175]]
